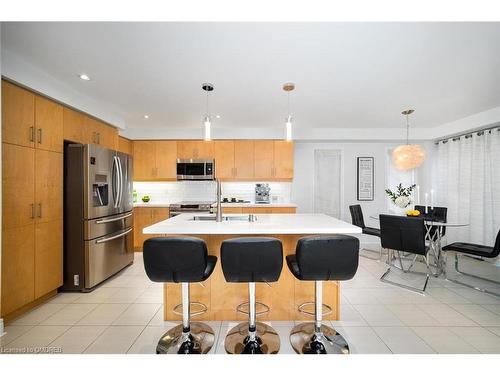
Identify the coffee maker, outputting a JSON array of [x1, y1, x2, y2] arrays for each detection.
[[255, 183, 271, 204]]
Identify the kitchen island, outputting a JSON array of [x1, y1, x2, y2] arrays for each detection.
[[143, 213, 362, 321]]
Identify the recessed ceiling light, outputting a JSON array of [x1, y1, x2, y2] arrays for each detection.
[[216, 115, 221, 119], [143, 115, 150, 119], [79, 74, 91, 81]]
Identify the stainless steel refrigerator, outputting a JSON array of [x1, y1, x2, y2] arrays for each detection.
[[62, 143, 134, 291]]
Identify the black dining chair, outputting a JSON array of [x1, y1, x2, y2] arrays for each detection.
[[349, 205, 382, 260], [379, 214, 432, 294], [442, 229, 500, 297]]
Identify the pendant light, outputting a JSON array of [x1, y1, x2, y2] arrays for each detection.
[[391, 109, 426, 170], [202, 83, 214, 141], [283, 82, 295, 141]]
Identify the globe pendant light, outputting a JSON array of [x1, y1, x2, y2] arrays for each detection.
[[283, 82, 295, 141], [391, 109, 426, 170], [202, 83, 214, 141]]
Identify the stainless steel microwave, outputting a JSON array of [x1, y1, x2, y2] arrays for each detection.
[[176, 159, 215, 180]]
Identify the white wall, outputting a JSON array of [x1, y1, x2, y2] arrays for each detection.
[[291, 140, 436, 229], [133, 181, 292, 204]]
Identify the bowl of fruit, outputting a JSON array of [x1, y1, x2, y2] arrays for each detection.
[[141, 195, 150, 203], [406, 209, 421, 217]]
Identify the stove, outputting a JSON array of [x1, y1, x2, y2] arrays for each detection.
[[169, 201, 215, 217]]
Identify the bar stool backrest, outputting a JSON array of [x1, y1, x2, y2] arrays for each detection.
[[221, 237, 283, 283], [349, 205, 366, 229], [492, 229, 500, 258], [379, 215, 426, 256], [143, 237, 209, 283], [295, 235, 359, 281]]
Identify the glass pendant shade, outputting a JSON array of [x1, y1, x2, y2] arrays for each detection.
[[285, 115, 292, 141], [391, 144, 426, 170], [203, 116, 211, 141]]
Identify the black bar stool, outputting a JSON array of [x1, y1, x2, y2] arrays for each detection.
[[221, 237, 283, 354], [286, 235, 359, 354], [143, 237, 217, 354]]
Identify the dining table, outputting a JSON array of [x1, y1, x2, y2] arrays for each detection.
[[369, 212, 469, 276]]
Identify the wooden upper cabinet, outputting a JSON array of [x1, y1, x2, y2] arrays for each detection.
[[2, 80, 35, 148], [273, 141, 294, 179], [35, 149, 63, 223], [35, 96, 63, 153], [118, 136, 133, 155], [234, 140, 255, 179], [35, 219, 63, 298], [177, 140, 214, 159], [83, 116, 101, 145], [155, 141, 177, 179], [84, 116, 117, 147], [2, 143, 35, 230], [97, 121, 118, 150], [63, 107, 85, 143], [133, 141, 156, 180], [214, 141, 235, 179], [254, 140, 274, 179]]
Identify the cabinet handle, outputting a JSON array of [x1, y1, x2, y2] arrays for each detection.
[[30, 203, 35, 219], [38, 203, 42, 218], [37, 128, 43, 144], [29, 127, 35, 142]]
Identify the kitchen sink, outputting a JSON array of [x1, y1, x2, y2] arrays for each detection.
[[191, 215, 257, 222]]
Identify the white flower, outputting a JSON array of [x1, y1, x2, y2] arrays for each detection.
[[395, 196, 411, 208]]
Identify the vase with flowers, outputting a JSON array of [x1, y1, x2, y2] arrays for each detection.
[[385, 183, 416, 214]]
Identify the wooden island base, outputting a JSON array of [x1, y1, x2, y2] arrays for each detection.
[[163, 234, 340, 321]]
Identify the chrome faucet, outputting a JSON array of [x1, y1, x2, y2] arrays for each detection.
[[215, 179, 223, 222]]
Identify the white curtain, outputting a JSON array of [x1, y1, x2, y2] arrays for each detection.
[[314, 149, 342, 218], [436, 129, 500, 247]]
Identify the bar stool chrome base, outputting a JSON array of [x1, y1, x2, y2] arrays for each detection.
[[224, 322, 280, 354], [290, 323, 349, 354], [156, 322, 215, 354]]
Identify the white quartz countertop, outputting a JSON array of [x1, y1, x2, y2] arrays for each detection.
[[143, 213, 362, 235], [134, 202, 297, 208]]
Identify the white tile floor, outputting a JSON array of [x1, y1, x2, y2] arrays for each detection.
[[1, 250, 500, 354]]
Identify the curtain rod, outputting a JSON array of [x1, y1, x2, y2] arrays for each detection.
[[434, 123, 500, 145]]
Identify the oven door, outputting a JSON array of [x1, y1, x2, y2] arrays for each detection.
[[176, 159, 214, 180]]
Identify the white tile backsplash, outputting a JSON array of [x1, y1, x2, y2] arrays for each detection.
[[133, 181, 292, 204]]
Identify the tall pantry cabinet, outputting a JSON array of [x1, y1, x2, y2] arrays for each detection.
[[1, 80, 63, 318]]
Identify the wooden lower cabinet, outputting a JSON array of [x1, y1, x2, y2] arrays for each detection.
[[222, 207, 243, 214], [133, 207, 170, 250], [241, 207, 296, 214], [1, 225, 35, 316], [35, 220, 63, 299], [223, 206, 296, 214]]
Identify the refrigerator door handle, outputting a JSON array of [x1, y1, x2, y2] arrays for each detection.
[[112, 156, 120, 208], [95, 212, 133, 224], [95, 227, 132, 244], [117, 156, 124, 207]]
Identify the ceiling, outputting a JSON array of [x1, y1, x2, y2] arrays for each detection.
[[1, 22, 500, 132]]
